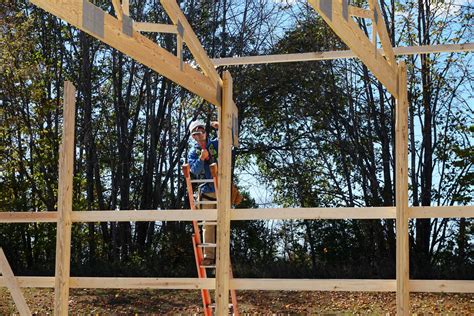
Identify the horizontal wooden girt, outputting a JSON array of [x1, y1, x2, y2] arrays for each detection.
[[1, 205, 472, 223], [212, 43, 474, 66], [29, 0, 222, 106], [1, 276, 472, 293]]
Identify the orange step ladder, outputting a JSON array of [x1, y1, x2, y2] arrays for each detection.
[[182, 163, 239, 315]]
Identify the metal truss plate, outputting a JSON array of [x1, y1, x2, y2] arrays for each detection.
[[342, 0, 348, 21], [320, 0, 332, 21], [82, 0, 104, 38], [122, 14, 133, 37]]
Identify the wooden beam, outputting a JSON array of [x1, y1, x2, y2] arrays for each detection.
[[348, 6, 373, 19], [1, 205, 472, 223], [232, 206, 474, 220], [232, 207, 396, 220], [160, 0, 222, 87], [369, 0, 396, 69], [0, 276, 55, 288], [122, 0, 129, 15], [395, 62, 409, 315], [70, 277, 215, 289], [2, 277, 473, 293], [0, 211, 58, 223], [215, 71, 233, 315], [54, 82, 76, 315], [232, 279, 474, 292], [410, 205, 474, 218], [111, 0, 122, 21], [29, 0, 221, 106], [134, 22, 178, 34], [0, 249, 32, 315], [0, 277, 214, 289], [410, 280, 474, 293], [231, 278, 395, 291], [307, 0, 398, 96], [71, 210, 217, 222], [212, 43, 474, 66]]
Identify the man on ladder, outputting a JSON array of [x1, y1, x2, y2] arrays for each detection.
[[188, 119, 219, 266]]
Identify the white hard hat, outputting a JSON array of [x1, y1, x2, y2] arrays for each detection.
[[189, 120, 205, 133]]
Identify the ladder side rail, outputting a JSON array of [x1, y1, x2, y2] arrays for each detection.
[[182, 164, 202, 234], [182, 164, 213, 316], [192, 235, 213, 315]]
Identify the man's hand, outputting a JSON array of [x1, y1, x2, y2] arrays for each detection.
[[200, 149, 209, 161], [211, 121, 219, 129]]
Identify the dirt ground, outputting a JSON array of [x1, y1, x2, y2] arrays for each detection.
[[0, 288, 472, 314]]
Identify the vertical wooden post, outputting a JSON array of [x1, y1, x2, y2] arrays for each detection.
[[122, 0, 130, 15], [0, 248, 31, 315], [54, 81, 76, 315], [395, 62, 409, 315], [215, 71, 233, 315]]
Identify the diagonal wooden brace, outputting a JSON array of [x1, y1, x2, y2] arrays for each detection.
[[0, 248, 32, 316]]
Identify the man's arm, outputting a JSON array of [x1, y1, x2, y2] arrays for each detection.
[[189, 149, 204, 176]]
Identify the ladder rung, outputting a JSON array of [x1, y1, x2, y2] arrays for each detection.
[[198, 243, 217, 248], [200, 264, 216, 269], [209, 304, 233, 308], [190, 179, 214, 183], [198, 221, 217, 226], [195, 201, 218, 205]]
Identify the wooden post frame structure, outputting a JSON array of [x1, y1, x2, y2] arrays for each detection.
[[1, 0, 473, 315], [54, 81, 76, 314], [215, 71, 234, 314], [395, 62, 409, 314]]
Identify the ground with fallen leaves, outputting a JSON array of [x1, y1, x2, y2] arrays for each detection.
[[0, 288, 472, 314]]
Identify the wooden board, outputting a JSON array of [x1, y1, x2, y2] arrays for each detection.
[[0, 248, 32, 315], [367, 0, 396, 70], [111, 0, 122, 20], [1, 205, 473, 223], [54, 82, 76, 314], [215, 71, 234, 315], [29, 0, 221, 106], [0, 212, 58, 223], [231, 207, 396, 220], [212, 42, 474, 66], [1, 277, 472, 293], [134, 22, 178, 34], [410, 205, 474, 218], [297, 0, 398, 96], [160, 0, 222, 88], [71, 210, 217, 222], [395, 62, 409, 315]]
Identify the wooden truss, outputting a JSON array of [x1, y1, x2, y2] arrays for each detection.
[[308, 0, 398, 96], [3, 0, 473, 315], [29, 0, 222, 106]]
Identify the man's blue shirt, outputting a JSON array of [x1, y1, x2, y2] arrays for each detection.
[[188, 138, 219, 193]]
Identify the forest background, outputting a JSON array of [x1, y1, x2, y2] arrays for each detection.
[[0, 0, 472, 281]]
